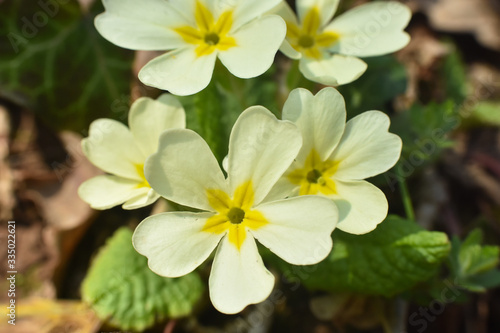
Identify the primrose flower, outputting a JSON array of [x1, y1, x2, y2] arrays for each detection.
[[133, 107, 338, 314], [276, 0, 411, 85], [78, 94, 185, 210], [95, 0, 286, 96], [268, 88, 402, 234]]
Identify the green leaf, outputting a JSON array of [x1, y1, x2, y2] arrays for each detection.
[[274, 215, 450, 296], [82, 228, 204, 331], [0, 0, 134, 131], [391, 100, 458, 168], [465, 270, 500, 291], [466, 101, 500, 128], [448, 229, 500, 292], [386, 49, 467, 178], [440, 48, 468, 105], [457, 230, 499, 275], [381, 100, 458, 190], [337, 55, 407, 117], [184, 80, 227, 163], [286, 60, 317, 92], [180, 62, 279, 164]]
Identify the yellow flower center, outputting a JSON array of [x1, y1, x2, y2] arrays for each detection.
[[134, 164, 150, 188], [287, 150, 339, 195], [286, 8, 340, 59], [173, 1, 237, 57], [202, 181, 268, 250]]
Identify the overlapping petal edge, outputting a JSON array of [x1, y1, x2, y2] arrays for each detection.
[[78, 94, 186, 210], [276, 0, 411, 85], [268, 87, 402, 234], [95, 0, 287, 95], [133, 106, 338, 314]]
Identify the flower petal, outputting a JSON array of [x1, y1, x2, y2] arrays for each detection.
[[283, 87, 346, 164], [231, 0, 284, 28], [133, 212, 224, 277], [168, 0, 198, 26], [129, 94, 186, 157], [227, 107, 302, 206], [222, 155, 229, 173], [299, 53, 367, 86], [218, 15, 286, 79], [123, 188, 161, 210], [263, 176, 299, 202], [209, 235, 274, 314], [325, 1, 411, 57], [280, 40, 302, 59], [329, 111, 402, 180], [296, 0, 340, 26], [251, 196, 336, 265], [139, 48, 217, 96], [145, 129, 227, 211], [82, 119, 144, 180], [95, 0, 187, 50], [78, 175, 144, 210], [273, 1, 301, 61], [273, 1, 299, 25], [332, 180, 388, 234]]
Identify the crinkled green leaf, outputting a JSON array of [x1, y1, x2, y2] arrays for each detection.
[[448, 229, 500, 292], [274, 215, 450, 296], [82, 228, 204, 331], [0, 0, 133, 131]]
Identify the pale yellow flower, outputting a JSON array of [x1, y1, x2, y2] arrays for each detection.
[[95, 0, 286, 95], [79, 95, 185, 210], [268, 88, 402, 234], [133, 106, 338, 314], [276, 0, 411, 85]]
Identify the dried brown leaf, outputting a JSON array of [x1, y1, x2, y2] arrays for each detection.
[[426, 0, 500, 51], [0, 106, 14, 220], [0, 298, 100, 333], [36, 131, 101, 231]]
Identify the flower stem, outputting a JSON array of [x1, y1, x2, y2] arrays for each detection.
[[396, 163, 415, 221]]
